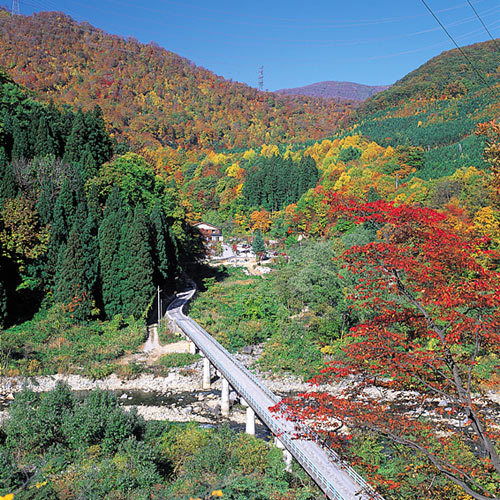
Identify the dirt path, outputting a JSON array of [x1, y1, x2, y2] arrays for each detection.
[[219, 257, 270, 276], [119, 325, 190, 366]]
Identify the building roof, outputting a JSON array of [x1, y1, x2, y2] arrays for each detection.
[[195, 222, 221, 231]]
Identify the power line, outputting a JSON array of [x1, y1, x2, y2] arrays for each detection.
[[420, 0, 496, 93], [466, 0, 500, 51]]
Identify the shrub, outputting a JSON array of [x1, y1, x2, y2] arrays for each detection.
[[61, 388, 144, 454], [155, 352, 200, 369], [0, 447, 22, 493], [5, 383, 75, 455]]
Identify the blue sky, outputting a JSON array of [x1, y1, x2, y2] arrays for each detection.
[[21, 0, 500, 90]]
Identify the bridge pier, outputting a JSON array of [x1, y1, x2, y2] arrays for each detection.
[[221, 377, 230, 416], [202, 356, 211, 389], [189, 341, 198, 355], [274, 437, 293, 472], [245, 405, 255, 435]]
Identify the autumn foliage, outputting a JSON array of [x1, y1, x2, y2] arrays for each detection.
[[0, 10, 353, 150], [476, 120, 500, 204], [276, 196, 500, 499]]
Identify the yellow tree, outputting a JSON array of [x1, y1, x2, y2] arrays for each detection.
[[476, 120, 500, 205], [473, 206, 500, 247], [249, 209, 271, 233]]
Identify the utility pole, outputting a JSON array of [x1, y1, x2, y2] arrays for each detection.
[[258, 65, 264, 91], [157, 285, 161, 328]]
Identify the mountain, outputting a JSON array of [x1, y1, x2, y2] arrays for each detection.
[[351, 39, 500, 179], [275, 81, 390, 101], [358, 39, 500, 115], [0, 10, 354, 151]]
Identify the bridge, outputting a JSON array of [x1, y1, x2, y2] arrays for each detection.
[[167, 289, 382, 500]]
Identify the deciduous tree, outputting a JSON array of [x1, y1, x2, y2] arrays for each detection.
[[276, 195, 500, 500]]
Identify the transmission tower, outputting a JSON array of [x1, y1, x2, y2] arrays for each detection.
[[11, 0, 20, 15], [258, 65, 264, 91]]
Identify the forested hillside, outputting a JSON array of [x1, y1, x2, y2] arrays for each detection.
[[134, 39, 500, 229], [0, 68, 194, 340], [163, 130, 499, 246], [0, 10, 353, 150], [352, 39, 500, 178]]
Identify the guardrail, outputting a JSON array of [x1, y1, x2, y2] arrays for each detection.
[[184, 317, 280, 403], [170, 294, 383, 500]]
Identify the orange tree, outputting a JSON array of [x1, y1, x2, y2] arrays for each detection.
[[275, 195, 500, 499]]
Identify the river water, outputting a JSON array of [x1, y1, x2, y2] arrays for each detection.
[[0, 386, 274, 440]]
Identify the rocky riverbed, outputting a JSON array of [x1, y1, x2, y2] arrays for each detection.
[[0, 352, 335, 429], [3, 347, 496, 430]]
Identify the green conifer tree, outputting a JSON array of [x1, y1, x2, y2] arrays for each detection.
[[36, 180, 54, 226], [80, 144, 98, 180], [54, 208, 92, 320], [253, 231, 265, 255], [63, 109, 87, 165], [85, 105, 113, 166], [45, 180, 75, 288], [150, 205, 170, 284], [34, 115, 56, 158], [119, 205, 154, 318], [0, 253, 8, 328], [11, 125, 29, 160], [98, 188, 124, 318], [367, 186, 381, 203], [45, 100, 64, 157], [0, 149, 17, 204], [81, 202, 100, 313]]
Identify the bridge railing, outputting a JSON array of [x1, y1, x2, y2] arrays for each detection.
[[184, 317, 280, 403]]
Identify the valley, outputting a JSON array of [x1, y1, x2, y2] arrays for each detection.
[[0, 5, 499, 500]]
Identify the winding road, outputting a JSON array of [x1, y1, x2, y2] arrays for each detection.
[[167, 289, 381, 500]]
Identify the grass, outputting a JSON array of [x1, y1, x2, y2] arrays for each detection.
[[0, 304, 147, 376], [155, 352, 200, 369]]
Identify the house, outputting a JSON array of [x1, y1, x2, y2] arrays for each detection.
[[195, 222, 223, 243]]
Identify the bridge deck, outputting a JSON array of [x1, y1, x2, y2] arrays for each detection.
[[168, 290, 380, 500]]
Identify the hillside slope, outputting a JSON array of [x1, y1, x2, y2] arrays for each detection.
[[276, 81, 390, 101], [0, 10, 353, 150], [352, 39, 500, 178]]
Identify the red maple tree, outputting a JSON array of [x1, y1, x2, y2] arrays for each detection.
[[276, 195, 500, 499]]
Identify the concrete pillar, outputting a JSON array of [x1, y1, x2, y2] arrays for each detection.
[[221, 377, 230, 416], [189, 341, 197, 355], [203, 357, 211, 389], [245, 406, 255, 435], [283, 449, 292, 472], [274, 437, 292, 472]]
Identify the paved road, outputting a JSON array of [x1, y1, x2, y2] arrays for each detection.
[[168, 289, 380, 500]]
